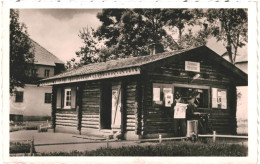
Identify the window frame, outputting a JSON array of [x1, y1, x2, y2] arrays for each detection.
[[173, 84, 210, 109], [31, 69, 37, 76], [152, 83, 211, 109], [44, 69, 50, 77], [15, 91, 24, 103], [44, 93, 52, 104], [64, 88, 72, 109]]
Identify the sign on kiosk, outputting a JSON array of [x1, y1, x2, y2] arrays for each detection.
[[185, 61, 200, 72], [163, 88, 173, 107], [174, 103, 188, 119]]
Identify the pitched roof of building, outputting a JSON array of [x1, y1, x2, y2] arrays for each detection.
[[42, 47, 193, 81], [41, 46, 247, 86], [31, 39, 64, 66]]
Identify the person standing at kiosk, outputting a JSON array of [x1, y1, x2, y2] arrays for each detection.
[[172, 91, 187, 137]]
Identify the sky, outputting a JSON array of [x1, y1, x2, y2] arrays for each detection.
[[19, 9, 102, 63]]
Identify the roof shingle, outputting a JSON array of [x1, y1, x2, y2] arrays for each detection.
[[31, 39, 64, 66], [43, 47, 192, 81]]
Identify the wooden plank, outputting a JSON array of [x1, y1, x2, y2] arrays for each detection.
[[56, 113, 77, 117], [126, 127, 136, 130], [126, 119, 136, 124], [82, 117, 99, 122], [81, 121, 99, 125], [56, 116, 77, 120], [56, 120, 77, 124], [82, 105, 100, 108], [82, 114, 100, 118], [56, 122, 77, 127], [126, 122, 136, 127], [81, 124, 99, 129]]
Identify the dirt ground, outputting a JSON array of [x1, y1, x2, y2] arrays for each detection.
[[10, 130, 157, 153], [10, 130, 247, 153]]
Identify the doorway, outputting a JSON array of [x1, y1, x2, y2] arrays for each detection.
[[100, 82, 112, 129]]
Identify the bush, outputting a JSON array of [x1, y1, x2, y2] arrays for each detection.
[[36, 141, 247, 156], [10, 142, 35, 154]]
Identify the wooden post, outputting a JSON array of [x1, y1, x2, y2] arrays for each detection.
[[106, 137, 109, 148], [213, 131, 216, 142], [30, 137, 34, 156], [159, 134, 162, 143]]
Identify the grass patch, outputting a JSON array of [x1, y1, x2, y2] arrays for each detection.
[[36, 141, 247, 156], [10, 142, 35, 154]]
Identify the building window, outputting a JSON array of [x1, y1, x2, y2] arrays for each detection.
[[174, 87, 209, 108], [15, 91, 23, 103], [44, 69, 50, 77], [31, 69, 37, 76], [64, 88, 71, 108], [45, 93, 52, 104]]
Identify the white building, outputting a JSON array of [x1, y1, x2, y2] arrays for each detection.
[[10, 39, 64, 122]]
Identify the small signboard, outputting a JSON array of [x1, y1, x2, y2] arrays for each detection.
[[153, 88, 160, 101], [174, 103, 188, 119], [185, 61, 200, 72], [212, 88, 227, 109]]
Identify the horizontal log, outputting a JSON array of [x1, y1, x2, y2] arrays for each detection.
[[56, 122, 77, 127], [56, 116, 78, 120], [82, 114, 99, 118], [81, 124, 99, 129], [126, 115, 136, 119], [82, 97, 100, 102], [82, 117, 99, 122], [146, 118, 172, 122], [126, 122, 136, 127], [126, 119, 136, 124], [56, 113, 77, 117], [126, 127, 136, 130], [81, 121, 99, 125], [83, 88, 100, 92], [56, 120, 77, 124], [82, 105, 100, 108]]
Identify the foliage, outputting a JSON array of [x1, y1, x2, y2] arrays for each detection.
[[10, 141, 35, 154], [206, 9, 248, 64], [10, 9, 35, 93], [162, 9, 194, 42], [69, 9, 248, 68], [36, 141, 247, 156], [95, 9, 169, 57]]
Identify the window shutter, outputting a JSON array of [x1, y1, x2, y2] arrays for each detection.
[[61, 88, 64, 108], [56, 88, 62, 108], [71, 87, 76, 109]]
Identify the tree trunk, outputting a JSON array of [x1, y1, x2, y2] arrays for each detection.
[[226, 34, 233, 64]]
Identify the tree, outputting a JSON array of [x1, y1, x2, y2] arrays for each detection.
[[206, 9, 248, 64], [10, 9, 34, 94], [75, 27, 100, 66], [95, 9, 169, 57], [162, 9, 194, 42]]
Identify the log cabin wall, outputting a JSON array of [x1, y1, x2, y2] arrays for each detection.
[[54, 84, 78, 133], [81, 81, 101, 132], [123, 77, 143, 139], [143, 58, 238, 136]]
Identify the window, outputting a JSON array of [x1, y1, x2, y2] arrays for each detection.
[[212, 88, 227, 109], [152, 83, 210, 108], [64, 88, 71, 109], [45, 93, 52, 103], [31, 69, 37, 76], [174, 87, 209, 108], [15, 91, 23, 103], [44, 69, 50, 77]]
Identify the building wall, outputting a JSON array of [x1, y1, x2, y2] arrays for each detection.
[[35, 65, 55, 78], [142, 56, 238, 135], [10, 85, 52, 117]]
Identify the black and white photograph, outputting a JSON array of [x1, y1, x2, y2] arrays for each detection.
[[1, 1, 258, 163]]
